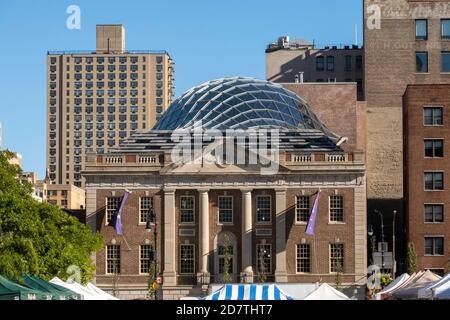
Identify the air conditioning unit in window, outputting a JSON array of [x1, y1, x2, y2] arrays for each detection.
[[378, 242, 388, 253]]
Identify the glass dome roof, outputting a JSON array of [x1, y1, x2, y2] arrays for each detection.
[[154, 77, 335, 136]]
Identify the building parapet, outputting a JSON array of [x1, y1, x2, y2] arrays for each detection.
[[47, 50, 169, 55]]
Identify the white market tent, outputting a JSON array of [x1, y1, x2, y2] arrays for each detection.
[[418, 272, 450, 300], [86, 283, 119, 300], [433, 280, 450, 300], [392, 270, 441, 300], [302, 283, 350, 300], [378, 271, 423, 300], [375, 273, 410, 300], [50, 277, 118, 300], [50, 277, 98, 300]]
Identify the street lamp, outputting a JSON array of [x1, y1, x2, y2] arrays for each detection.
[[374, 209, 385, 272], [392, 210, 397, 279], [146, 211, 158, 300]]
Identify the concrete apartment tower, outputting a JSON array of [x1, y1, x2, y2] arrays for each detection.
[[47, 25, 175, 188], [364, 0, 450, 271]]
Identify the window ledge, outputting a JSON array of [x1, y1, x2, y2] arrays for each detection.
[[328, 222, 346, 225]]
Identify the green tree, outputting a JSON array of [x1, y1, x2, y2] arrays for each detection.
[[407, 242, 418, 274], [257, 246, 268, 283], [219, 234, 233, 284], [334, 261, 343, 291], [0, 150, 102, 283]]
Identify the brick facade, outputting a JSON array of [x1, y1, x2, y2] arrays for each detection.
[[404, 84, 450, 273]]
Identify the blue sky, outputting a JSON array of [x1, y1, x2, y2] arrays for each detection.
[[0, 0, 362, 178]]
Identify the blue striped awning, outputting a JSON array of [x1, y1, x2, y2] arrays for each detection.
[[202, 284, 294, 301]]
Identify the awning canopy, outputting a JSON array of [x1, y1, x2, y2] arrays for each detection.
[[392, 270, 441, 300], [22, 274, 81, 300], [50, 277, 119, 300], [0, 275, 50, 300], [376, 273, 410, 300], [418, 273, 450, 300], [203, 284, 294, 301]]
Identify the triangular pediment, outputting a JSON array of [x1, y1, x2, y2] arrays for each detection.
[[160, 139, 289, 175]]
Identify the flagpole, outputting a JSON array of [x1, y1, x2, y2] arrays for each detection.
[[122, 234, 132, 251]]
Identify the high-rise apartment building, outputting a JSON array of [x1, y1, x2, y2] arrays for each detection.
[[266, 36, 364, 100], [364, 0, 450, 271], [47, 25, 175, 188], [404, 84, 450, 275]]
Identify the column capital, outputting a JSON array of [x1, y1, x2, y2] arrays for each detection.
[[163, 188, 176, 194], [240, 188, 253, 193], [198, 188, 210, 193], [275, 187, 287, 194]]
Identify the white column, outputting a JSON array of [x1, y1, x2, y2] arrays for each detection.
[[241, 189, 254, 282], [163, 188, 177, 286], [275, 188, 288, 282], [198, 189, 210, 284]]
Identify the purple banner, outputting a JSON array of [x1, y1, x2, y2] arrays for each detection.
[[115, 191, 129, 235], [305, 190, 320, 236]]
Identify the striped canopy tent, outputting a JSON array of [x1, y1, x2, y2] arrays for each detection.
[[202, 284, 294, 301]]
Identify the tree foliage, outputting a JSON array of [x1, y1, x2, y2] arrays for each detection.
[[0, 150, 102, 283], [407, 242, 418, 275]]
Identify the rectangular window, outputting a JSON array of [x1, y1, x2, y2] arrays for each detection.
[[345, 55, 352, 72], [356, 55, 363, 71], [425, 204, 444, 223], [425, 237, 444, 256], [424, 139, 444, 158], [327, 56, 335, 71], [330, 243, 344, 273], [296, 244, 311, 273], [139, 197, 154, 224], [180, 196, 195, 223], [296, 196, 310, 223], [329, 195, 344, 222], [106, 245, 120, 274], [424, 107, 443, 126], [416, 19, 428, 40], [425, 172, 444, 191], [179, 244, 195, 274], [256, 195, 271, 223], [416, 52, 428, 72], [218, 196, 233, 224], [441, 19, 450, 39], [316, 56, 324, 71], [106, 197, 121, 223], [256, 244, 272, 273], [442, 52, 450, 72], [140, 245, 153, 274]]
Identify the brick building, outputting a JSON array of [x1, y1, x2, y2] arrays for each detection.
[[266, 37, 364, 100], [84, 77, 367, 299], [364, 0, 450, 272], [404, 84, 450, 275]]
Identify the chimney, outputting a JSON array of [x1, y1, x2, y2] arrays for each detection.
[[299, 72, 304, 83]]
